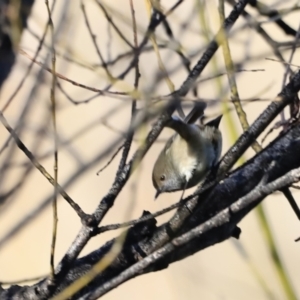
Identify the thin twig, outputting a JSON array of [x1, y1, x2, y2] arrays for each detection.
[[116, 0, 140, 172], [45, 0, 58, 279], [97, 1, 134, 49], [219, 0, 261, 152], [96, 143, 124, 175], [0, 274, 46, 286], [19, 49, 127, 97], [0, 111, 89, 221], [81, 0, 115, 81]]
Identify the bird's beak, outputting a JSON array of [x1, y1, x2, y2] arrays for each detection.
[[154, 190, 161, 200]]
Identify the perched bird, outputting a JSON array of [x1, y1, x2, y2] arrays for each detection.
[[152, 102, 222, 199]]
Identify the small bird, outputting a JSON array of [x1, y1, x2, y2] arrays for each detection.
[[152, 102, 222, 199]]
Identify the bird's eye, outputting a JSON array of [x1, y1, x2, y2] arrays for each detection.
[[160, 175, 166, 181]]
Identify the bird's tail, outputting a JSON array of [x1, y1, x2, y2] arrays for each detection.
[[185, 101, 207, 124]]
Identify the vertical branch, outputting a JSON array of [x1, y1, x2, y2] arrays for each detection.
[[129, 0, 139, 116], [130, 0, 139, 89], [194, 0, 242, 172], [97, 1, 134, 49], [144, 1, 175, 92], [117, 0, 140, 172], [45, 0, 58, 279], [218, 1, 260, 151], [218, 0, 272, 297], [81, 0, 115, 82], [218, 2, 297, 300], [127, 0, 142, 227]]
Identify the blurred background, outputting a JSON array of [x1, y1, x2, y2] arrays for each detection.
[[0, 0, 300, 299]]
